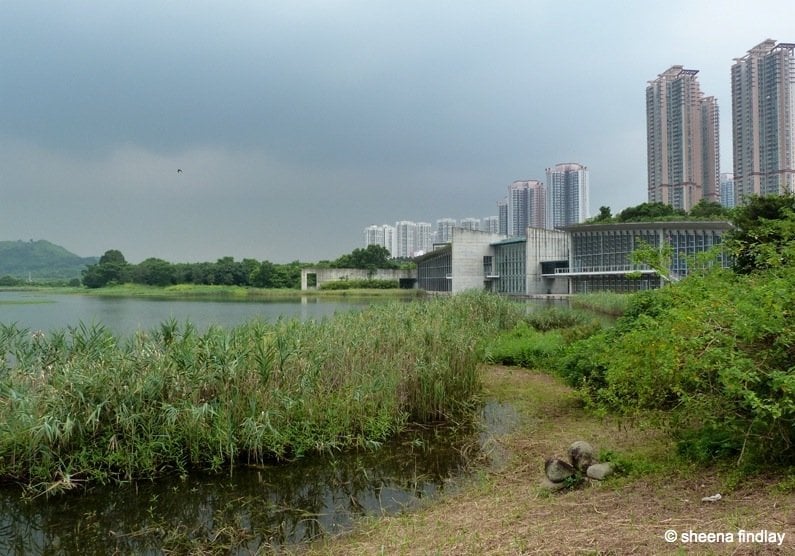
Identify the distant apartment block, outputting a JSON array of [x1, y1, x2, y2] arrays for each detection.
[[459, 217, 481, 231], [482, 216, 499, 234], [647, 65, 720, 211], [435, 218, 457, 244], [720, 173, 736, 208], [731, 39, 795, 201], [502, 180, 545, 237], [393, 221, 432, 258], [364, 224, 396, 255], [545, 163, 590, 228]]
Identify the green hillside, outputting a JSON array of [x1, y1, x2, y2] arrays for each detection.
[[0, 240, 98, 282]]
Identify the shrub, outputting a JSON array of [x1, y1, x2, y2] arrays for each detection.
[[564, 266, 795, 466]]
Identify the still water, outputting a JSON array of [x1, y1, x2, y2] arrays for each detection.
[[0, 291, 374, 337]]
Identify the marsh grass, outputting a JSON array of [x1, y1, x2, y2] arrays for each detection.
[[570, 291, 631, 316], [0, 292, 523, 491]]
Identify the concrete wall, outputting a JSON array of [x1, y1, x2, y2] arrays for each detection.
[[450, 228, 505, 293], [301, 268, 415, 290], [525, 227, 570, 295]]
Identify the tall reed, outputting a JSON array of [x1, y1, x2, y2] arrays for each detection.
[[0, 292, 522, 490]]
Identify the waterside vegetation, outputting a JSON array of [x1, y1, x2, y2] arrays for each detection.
[[0, 292, 523, 493]]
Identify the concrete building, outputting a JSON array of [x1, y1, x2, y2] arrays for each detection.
[[731, 39, 795, 201], [545, 163, 590, 229], [647, 66, 720, 211], [415, 221, 732, 296]]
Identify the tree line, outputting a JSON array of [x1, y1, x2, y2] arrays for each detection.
[[80, 244, 409, 289]]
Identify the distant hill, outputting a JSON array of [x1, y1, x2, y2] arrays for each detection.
[[0, 240, 98, 281]]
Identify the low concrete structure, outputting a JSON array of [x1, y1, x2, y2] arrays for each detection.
[[300, 268, 416, 290]]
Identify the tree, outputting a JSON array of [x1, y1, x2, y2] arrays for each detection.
[[333, 245, 396, 269], [689, 199, 729, 219], [82, 249, 130, 288], [133, 258, 175, 286], [616, 202, 686, 222], [726, 194, 795, 274], [99, 249, 127, 266], [591, 206, 612, 222]]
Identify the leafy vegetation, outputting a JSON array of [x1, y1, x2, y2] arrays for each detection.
[[587, 199, 730, 224], [485, 195, 795, 470], [319, 279, 400, 290], [557, 196, 795, 467], [0, 292, 523, 491]]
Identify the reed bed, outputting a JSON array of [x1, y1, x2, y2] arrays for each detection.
[[0, 292, 522, 491]]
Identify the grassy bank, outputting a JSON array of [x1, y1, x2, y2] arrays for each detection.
[[0, 292, 522, 491], [301, 366, 794, 555], [79, 283, 425, 299]]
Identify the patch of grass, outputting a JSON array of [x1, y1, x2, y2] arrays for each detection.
[[301, 367, 794, 555]]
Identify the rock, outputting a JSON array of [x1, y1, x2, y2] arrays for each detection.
[[568, 440, 595, 472], [586, 462, 614, 480], [545, 458, 576, 483], [539, 477, 567, 492]]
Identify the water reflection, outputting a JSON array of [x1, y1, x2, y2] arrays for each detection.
[[0, 412, 500, 554]]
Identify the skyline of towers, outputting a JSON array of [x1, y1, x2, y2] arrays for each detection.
[[731, 39, 795, 201], [646, 65, 720, 212]]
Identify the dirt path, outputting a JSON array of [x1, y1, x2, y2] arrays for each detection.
[[298, 366, 795, 555]]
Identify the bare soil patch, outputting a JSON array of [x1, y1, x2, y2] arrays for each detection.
[[296, 366, 794, 555]]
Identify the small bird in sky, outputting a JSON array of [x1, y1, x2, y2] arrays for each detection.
[[177, 168, 183, 174]]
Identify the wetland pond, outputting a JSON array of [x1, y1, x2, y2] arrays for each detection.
[[0, 291, 525, 553]]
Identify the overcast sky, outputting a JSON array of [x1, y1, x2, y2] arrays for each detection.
[[1, 1, 792, 263]]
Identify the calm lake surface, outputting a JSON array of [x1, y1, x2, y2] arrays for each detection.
[[0, 291, 376, 337]]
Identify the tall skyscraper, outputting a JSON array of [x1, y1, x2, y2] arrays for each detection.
[[497, 199, 508, 236], [503, 180, 545, 237], [364, 224, 396, 255], [394, 221, 432, 258], [646, 65, 720, 211], [545, 163, 590, 228], [731, 39, 795, 201], [720, 173, 736, 208]]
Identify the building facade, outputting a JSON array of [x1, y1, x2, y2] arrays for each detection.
[[647, 66, 720, 211], [415, 221, 732, 295], [504, 180, 545, 237], [731, 39, 795, 201], [720, 173, 736, 208], [545, 163, 590, 229], [435, 218, 457, 243]]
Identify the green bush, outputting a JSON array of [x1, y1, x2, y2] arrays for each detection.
[[560, 266, 795, 466], [319, 279, 399, 290]]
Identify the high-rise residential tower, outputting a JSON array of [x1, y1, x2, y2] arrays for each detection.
[[731, 39, 795, 201], [646, 66, 720, 211], [503, 180, 545, 237], [545, 163, 590, 228], [720, 173, 736, 208], [435, 218, 457, 243], [364, 224, 396, 255]]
